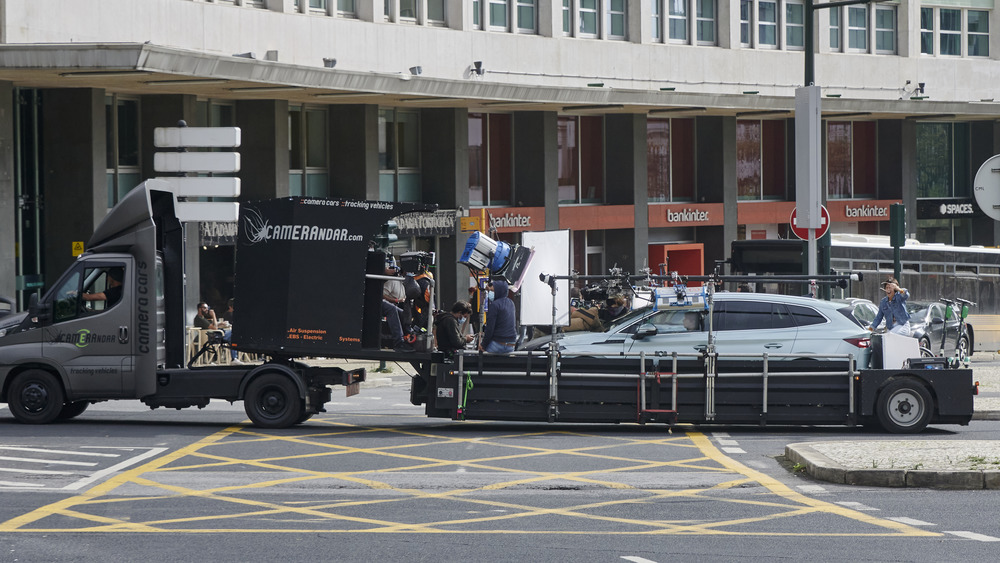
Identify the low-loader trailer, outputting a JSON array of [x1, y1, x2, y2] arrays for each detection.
[[0, 185, 977, 433]]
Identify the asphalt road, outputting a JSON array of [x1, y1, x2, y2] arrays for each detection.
[[1, 378, 999, 562]]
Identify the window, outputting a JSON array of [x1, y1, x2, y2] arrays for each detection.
[[579, 0, 598, 35], [940, 9, 961, 55], [490, 0, 508, 28], [968, 10, 989, 56], [669, 0, 687, 41], [399, 0, 416, 18], [469, 113, 513, 206], [608, 0, 626, 39], [557, 116, 604, 204], [920, 7, 933, 54], [737, 120, 786, 200], [653, 0, 662, 40], [848, 6, 867, 50], [338, 0, 355, 15], [517, 0, 536, 31], [788, 304, 827, 327], [563, 0, 571, 34], [740, 0, 751, 44], [830, 7, 840, 49], [289, 106, 329, 198], [786, 1, 804, 48], [826, 121, 876, 199], [53, 265, 126, 322], [696, 0, 715, 43], [920, 7, 990, 57], [647, 118, 695, 202], [758, 1, 777, 46], [105, 96, 140, 208], [916, 122, 970, 199], [875, 6, 895, 53], [428, 0, 444, 22], [473, 0, 481, 27], [379, 109, 421, 202]]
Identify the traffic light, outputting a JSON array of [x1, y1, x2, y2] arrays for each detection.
[[889, 203, 906, 247]]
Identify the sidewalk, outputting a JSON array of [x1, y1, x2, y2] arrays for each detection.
[[785, 353, 1000, 490]]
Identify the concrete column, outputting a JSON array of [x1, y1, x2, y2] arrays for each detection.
[[539, 0, 561, 38], [0, 82, 14, 298], [631, 0, 651, 44], [899, 119, 918, 239], [448, 0, 468, 29], [695, 116, 737, 268], [420, 107, 470, 307], [329, 104, 380, 200], [357, 0, 380, 22], [605, 114, 648, 265], [140, 94, 198, 181], [512, 111, 559, 229], [236, 99, 290, 201], [40, 88, 106, 285]]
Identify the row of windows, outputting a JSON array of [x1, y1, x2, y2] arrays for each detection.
[[216, 1, 993, 59], [104, 96, 977, 209]]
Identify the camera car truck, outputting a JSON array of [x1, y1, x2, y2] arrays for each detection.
[[0, 183, 979, 433], [0, 181, 436, 428]]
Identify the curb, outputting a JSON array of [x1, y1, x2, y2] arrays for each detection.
[[785, 443, 1000, 490], [973, 409, 1000, 421]]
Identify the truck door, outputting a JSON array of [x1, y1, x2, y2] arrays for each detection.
[[42, 259, 134, 398]]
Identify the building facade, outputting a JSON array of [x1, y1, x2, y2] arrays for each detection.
[[1, 0, 999, 312]]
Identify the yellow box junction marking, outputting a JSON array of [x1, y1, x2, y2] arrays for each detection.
[[0, 420, 939, 537]]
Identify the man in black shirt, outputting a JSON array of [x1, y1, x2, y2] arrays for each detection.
[[81, 268, 124, 308]]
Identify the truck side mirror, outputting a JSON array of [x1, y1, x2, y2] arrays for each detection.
[[28, 292, 50, 324]]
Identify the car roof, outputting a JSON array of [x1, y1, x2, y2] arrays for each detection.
[[713, 292, 850, 311]]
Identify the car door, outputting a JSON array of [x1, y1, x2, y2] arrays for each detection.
[[42, 259, 133, 398], [625, 309, 708, 356], [712, 300, 798, 357]]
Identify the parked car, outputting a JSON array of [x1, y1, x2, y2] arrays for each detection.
[[522, 293, 872, 367], [905, 301, 973, 359]]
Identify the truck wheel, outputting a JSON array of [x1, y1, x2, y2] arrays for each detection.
[[8, 370, 65, 424], [876, 378, 932, 434], [244, 373, 303, 429], [57, 401, 89, 420]]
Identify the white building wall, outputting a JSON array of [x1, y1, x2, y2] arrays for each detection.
[[2, 0, 999, 102]]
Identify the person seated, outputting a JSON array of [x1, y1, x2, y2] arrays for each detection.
[[434, 300, 474, 356], [565, 288, 603, 333], [600, 295, 629, 325], [382, 258, 414, 352], [194, 301, 237, 363], [682, 311, 701, 331], [81, 267, 124, 309]]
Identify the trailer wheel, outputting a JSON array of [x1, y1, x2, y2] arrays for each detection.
[[876, 378, 932, 434], [57, 401, 89, 420], [244, 373, 303, 429], [8, 370, 65, 424]]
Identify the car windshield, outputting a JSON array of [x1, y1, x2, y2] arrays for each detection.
[[606, 306, 653, 333], [906, 302, 930, 318]]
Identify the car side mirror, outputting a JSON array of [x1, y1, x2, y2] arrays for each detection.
[[930, 316, 944, 325], [632, 323, 658, 340]]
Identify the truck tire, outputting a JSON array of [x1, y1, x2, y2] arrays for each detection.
[[876, 378, 932, 434], [244, 373, 303, 429], [8, 370, 65, 425], [57, 401, 89, 420]]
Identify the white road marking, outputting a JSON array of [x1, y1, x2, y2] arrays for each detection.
[[797, 485, 827, 493], [711, 432, 731, 438], [945, 531, 1000, 542], [887, 517, 935, 527], [0, 456, 98, 467], [621, 557, 658, 563], [721, 447, 746, 454], [0, 466, 75, 476], [0, 446, 119, 457], [63, 447, 167, 491], [0, 480, 44, 488], [835, 501, 880, 511], [716, 439, 740, 446]]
